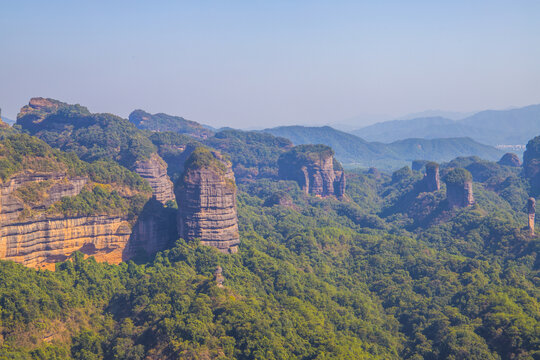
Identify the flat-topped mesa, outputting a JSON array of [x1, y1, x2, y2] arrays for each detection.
[[423, 162, 440, 192], [498, 153, 521, 167], [444, 168, 474, 208], [175, 147, 240, 253], [16, 98, 72, 126], [528, 197, 536, 236], [277, 144, 346, 198], [134, 153, 175, 204]]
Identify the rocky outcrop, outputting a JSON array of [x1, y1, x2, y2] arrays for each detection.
[[498, 153, 521, 167], [0, 168, 174, 268], [214, 266, 225, 287], [0, 216, 132, 269], [134, 153, 175, 204], [523, 136, 540, 195], [278, 144, 346, 198], [444, 168, 474, 208], [175, 148, 240, 253], [422, 162, 440, 192], [264, 192, 293, 208], [16, 98, 68, 126], [0, 171, 133, 268], [528, 197, 535, 236]]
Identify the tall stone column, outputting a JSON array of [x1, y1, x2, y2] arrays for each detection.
[[528, 197, 536, 236], [425, 162, 440, 192]]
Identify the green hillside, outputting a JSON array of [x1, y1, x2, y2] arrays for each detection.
[[129, 110, 213, 139], [263, 125, 503, 170], [17, 99, 156, 167]]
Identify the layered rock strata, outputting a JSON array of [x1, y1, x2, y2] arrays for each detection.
[[444, 168, 474, 208], [134, 153, 175, 204], [0, 171, 133, 268], [175, 148, 240, 253], [278, 144, 346, 198], [528, 197, 536, 236], [0, 168, 175, 268]]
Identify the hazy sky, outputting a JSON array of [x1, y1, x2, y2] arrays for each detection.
[[1, 0, 539, 128]]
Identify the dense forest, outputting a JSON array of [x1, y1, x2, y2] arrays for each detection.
[[0, 102, 538, 359]]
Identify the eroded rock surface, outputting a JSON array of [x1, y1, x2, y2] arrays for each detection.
[[134, 153, 175, 204], [498, 153, 521, 167], [175, 148, 240, 253], [423, 162, 440, 192], [528, 197, 536, 236], [444, 168, 474, 208], [278, 144, 346, 198]]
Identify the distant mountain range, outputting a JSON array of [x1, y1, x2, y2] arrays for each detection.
[[263, 126, 503, 170], [352, 104, 540, 145]]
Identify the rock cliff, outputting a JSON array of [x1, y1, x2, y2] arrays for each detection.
[[444, 168, 474, 208], [0, 134, 175, 268], [16, 97, 67, 125], [277, 144, 346, 198], [498, 153, 521, 167], [0, 171, 133, 268], [175, 148, 240, 253], [523, 136, 540, 195], [134, 153, 175, 204], [528, 197, 535, 236], [423, 162, 440, 192]]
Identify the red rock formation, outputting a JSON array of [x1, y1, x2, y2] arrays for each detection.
[[278, 145, 346, 198], [498, 153, 521, 167], [424, 162, 440, 192], [444, 168, 474, 208], [175, 148, 240, 253], [528, 197, 536, 236], [134, 153, 175, 204]]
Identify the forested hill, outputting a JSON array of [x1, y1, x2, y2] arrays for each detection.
[[129, 109, 214, 139], [0, 100, 539, 359], [263, 125, 502, 169]]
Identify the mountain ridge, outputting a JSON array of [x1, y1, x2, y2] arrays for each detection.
[[352, 103, 540, 145], [263, 125, 503, 170]]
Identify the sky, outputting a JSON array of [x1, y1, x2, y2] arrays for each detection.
[[1, 0, 540, 128]]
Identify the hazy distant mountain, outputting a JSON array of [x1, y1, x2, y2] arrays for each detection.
[[352, 104, 540, 145], [396, 110, 475, 121], [263, 125, 502, 170]]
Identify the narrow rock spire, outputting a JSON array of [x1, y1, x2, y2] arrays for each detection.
[[528, 197, 536, 236]]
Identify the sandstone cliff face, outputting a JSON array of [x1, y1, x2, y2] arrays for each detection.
[[16, 98, 66, 125], [0, 171, 133, 268], [444, 168, 474, 208], [278, 145, 346, 198], [498, 153, 521, 167], [0, 216, 132, 269], [528, 197, 535, 236], [0, 169, 174, 268], [423, 162, 440, 192], [134, 153, 175, 204], [175, 148, 240, 253]]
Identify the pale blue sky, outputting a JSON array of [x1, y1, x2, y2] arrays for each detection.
[[1, 0, 539, 128]]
